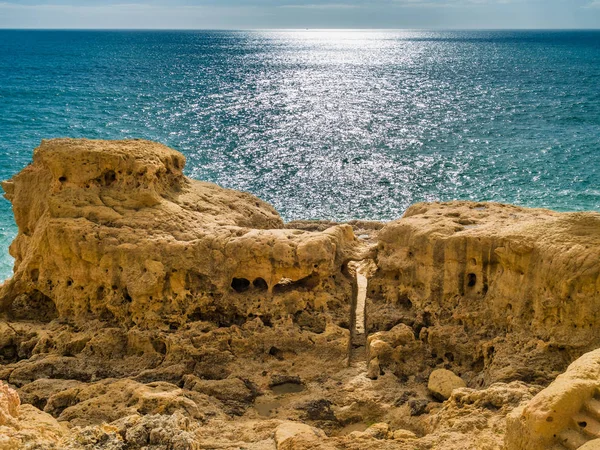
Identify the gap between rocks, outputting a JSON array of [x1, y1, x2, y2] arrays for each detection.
[[348, 260, 376, 367]]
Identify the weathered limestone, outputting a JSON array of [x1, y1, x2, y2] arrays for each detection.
[[0, 139, 599, 450], [369, 201, 600, 385], [0, 139, 366, 330], [506, 348, 600, 450], [428, 369, 466, 400], [275, 421, 328, 449], [0, 381, 19, 426], [0, 381, 67, 449], [581, 440, 600, 450]]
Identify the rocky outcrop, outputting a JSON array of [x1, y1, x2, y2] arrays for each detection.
[[0, 139, 599, 450], [369, 202, 600, 386], [506, 348, 600, 450], [0, 139, 365, 330], [0, 381, 67, 449]]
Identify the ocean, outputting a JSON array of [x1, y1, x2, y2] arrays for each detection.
[[0, 30, 599, 280]]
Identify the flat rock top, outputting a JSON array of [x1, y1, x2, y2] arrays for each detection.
[[35, 138, 182, 162], [382, 200, 600, 247]]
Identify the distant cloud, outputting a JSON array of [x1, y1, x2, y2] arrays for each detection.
[[394, 0, 528, 5], [0, 0, 598, 28], [279, 3, 359, 9]]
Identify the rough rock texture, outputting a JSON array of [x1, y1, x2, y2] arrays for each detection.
[[369, 201, 600, 387], [581, 440, 600, 450], [0, 139, 365, 330], [0, 139, 599, 449], [428, 369, 466, 400], [506, 348, 600, 450], [0, 381, 67, 449]]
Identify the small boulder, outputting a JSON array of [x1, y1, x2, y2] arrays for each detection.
[[366, 357, 380, 380], [408, 399, 429, 416], [363, 422, 390, 439], [392, 429, 417, 440], [275, 421, 326, 449], [428, 369, 466, 400]]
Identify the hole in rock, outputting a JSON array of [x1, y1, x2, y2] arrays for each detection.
[[231, 278, 251, 293], [30, 268, 39, 282], [253, 278, 268, 290], [101, 170, 117, 187], [578, 421, 587, 428], [472, 356, 485, 372], [260, 315, 273, 327], [58, 176, 67, 183], [96, 286, 105, 301], [99, 308, 116, 323], [151, 339, 167, 355], [483, 402, 500, 411], [271, 383, 306, 395], [423, 311, 432, 327], [268, 347, 284, 360], [398, 294, 413, 309], [122, 289, 132, 303], [467, 273, 477, 287], [0, 344, 19, 363], [9, 290, 58, 322], [188, 308, 203, 322], [274, 274, 319, 294], [188, 306, 247, 328], [66, 279, 73, 287]]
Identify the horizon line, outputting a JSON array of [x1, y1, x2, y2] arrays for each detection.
[[1, 27, 599, 31]]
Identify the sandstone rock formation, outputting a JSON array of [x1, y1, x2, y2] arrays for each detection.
[[0, 139, 370, 331], [0, 380, 67, 449], [428, 369, 466, 400], [0, 139, 598, 449], [506, 348, 600, 450], [369, 202, 600, 386]]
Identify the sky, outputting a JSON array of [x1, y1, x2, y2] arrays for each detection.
[[0, 0, 599, 29]]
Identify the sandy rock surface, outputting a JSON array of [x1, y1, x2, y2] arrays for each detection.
[[428, 369, 466, 400], [506, 348, 600, 450], [0, 139, 598, 449]]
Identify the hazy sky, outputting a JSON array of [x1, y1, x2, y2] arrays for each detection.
[[0, 0, 599, 29]]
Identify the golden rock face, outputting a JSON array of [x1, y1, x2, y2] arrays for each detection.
[[0, 138, 364, 330], [506, 349, 600, 450], [0, 138, 599, 449], [370, 201, 600, 387]]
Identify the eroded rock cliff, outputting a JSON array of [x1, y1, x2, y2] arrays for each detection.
[[0, 139, 598, 449], [0, 139, 367, 331], [368, 202, 600, 387]]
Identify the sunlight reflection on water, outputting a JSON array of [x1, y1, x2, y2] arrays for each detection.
[[0, 30, 599, 280]]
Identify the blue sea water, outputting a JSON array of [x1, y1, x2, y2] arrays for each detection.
[[0, 29, 599, 281]]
